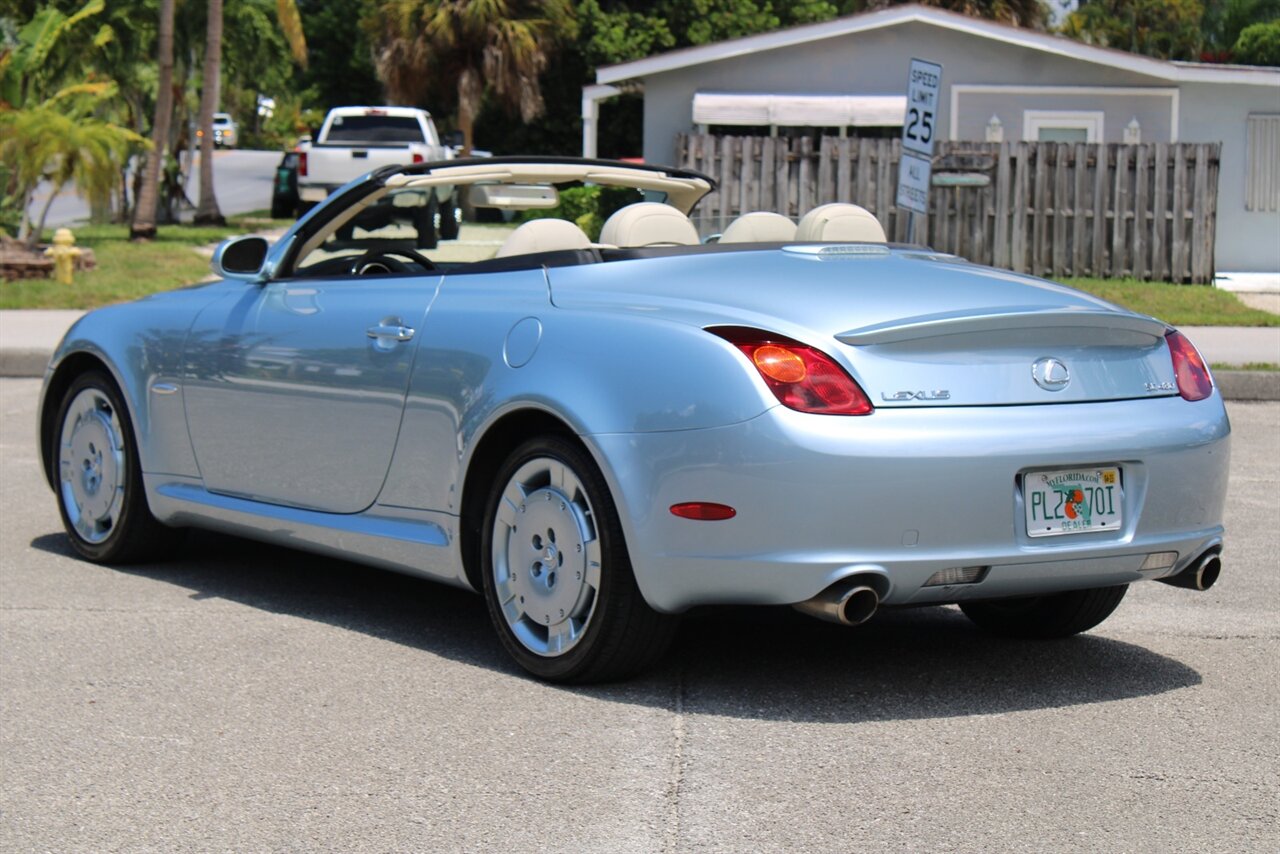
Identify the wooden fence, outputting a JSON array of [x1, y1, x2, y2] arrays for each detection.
[[676, 134, 1221, 283]]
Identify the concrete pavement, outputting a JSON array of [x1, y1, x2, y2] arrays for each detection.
[[2, 377, 1277, 852], [2, 309, 1276, 398]]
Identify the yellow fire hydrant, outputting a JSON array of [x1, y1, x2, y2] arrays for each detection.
[[44, 228, 83, 285]]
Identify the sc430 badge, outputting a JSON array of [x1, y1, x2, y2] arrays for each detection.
[[882, 389, 951, 401]]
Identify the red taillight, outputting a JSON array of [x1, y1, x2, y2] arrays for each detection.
[[298, 151, 308, 177], [709, 326, 874, 415], [1166, 329, 1213, 401], [670, 502, 737, 521], [411, 153, 425, 164]]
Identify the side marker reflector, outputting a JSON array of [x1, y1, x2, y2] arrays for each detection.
[[670, 502, 737, 521]]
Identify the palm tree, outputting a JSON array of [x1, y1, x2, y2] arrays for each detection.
[[130, 0, 175, 240], [370, 1, 575, 155], [191, 0, 307, 225], [193, 0, 226, 226], [2, 89, 146, 247]]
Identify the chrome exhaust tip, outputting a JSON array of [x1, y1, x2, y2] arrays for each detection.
[[793, 583, 880, 626], [1158, 549, 1222, 591]]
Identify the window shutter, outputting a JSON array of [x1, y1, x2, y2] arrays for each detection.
[[1246, 114, 1280, 212]]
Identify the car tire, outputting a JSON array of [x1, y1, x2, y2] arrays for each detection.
[[959, 584, 1128, 638], [480, 436, 678, 683], [415, 197, 439, 249], [52, 371, 182, 564], [438, 194, 460, 240]]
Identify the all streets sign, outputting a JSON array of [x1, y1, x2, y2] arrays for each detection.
[[896, 58, 942, 217]]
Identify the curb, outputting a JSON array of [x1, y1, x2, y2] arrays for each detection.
[[2, 349, 1277, 400], [1214, 370, 1280, 401], [0, 349, 50, 379]]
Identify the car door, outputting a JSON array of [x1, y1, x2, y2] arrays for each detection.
[[182, 273, 440, 513], [182, 183, 446, 514]]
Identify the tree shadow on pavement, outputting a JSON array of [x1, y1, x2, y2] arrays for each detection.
[[31, 529, 1201, 724]]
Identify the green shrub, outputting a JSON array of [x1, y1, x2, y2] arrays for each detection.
[[1234, 20, 1280, 66]]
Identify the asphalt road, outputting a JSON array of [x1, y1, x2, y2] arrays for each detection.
[[28, 149, 283, 228], [1, 378, 1276, 852]]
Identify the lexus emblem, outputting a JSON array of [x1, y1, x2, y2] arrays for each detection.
[[1032, 357, 1071, 391]]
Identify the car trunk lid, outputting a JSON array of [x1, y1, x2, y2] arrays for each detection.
[[548, 247, 1179, 407]]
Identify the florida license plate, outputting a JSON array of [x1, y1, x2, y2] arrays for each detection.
[[1024, 467, 1122, 537]]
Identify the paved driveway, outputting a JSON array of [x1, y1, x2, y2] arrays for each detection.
[[1, 379, 1276, 852]]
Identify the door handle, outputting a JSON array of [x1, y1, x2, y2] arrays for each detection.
[[366, 322, 415, 342]]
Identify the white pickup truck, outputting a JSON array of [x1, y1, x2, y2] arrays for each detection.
[[297, 106, 458, 243]]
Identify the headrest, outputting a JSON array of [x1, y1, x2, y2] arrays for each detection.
[[795, 203, 887, 243], [495, 218, 593, 258], [720, 211, 797, 243], [599, 202, 700, 247]]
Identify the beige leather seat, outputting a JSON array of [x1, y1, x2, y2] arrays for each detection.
[[599, 202, 700, 247], [719, 211, 797, 243], [494, 218, 594, 258], [795, 203, 887, 243]]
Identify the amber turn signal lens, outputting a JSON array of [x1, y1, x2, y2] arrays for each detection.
[[707, 326, 874, 416], [752, 345, 807, 383]]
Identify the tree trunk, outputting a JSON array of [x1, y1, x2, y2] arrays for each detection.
[[131, 0, 176, 241], [31, 181, 65, 245], [194, 0, 226, 226], [457, 68, 482, 158]]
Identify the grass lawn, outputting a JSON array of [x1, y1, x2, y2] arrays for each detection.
[[0, 215, 289, 310], [1060, 277, 1278, 327]]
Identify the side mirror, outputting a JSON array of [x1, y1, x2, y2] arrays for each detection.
[[443, 129, 464, 148], [212, 236, 269, 280]]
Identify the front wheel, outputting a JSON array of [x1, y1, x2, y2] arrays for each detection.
[[481, 436, 677, 683], [53, 371, 182, 563], [959, 585, 1128, 638]]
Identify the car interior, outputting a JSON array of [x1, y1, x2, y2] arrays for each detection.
[[280, 164, 890, 281]]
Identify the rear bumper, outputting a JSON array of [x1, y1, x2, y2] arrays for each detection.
[[587, 394, 1231, 613]]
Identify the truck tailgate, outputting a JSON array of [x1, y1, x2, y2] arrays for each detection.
[[302, 144, 419, 188]]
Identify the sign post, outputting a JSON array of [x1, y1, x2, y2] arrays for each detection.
[[897, 58, 942, 243]]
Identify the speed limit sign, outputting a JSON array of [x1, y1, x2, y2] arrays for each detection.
[[897, 58, 942, 216], [902, 58, 942, 158]]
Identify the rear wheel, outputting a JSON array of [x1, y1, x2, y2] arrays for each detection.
[[959, 585, 1128, 638], [53, 371, 181, 563], [480, 436, 677, 683], [438, 194, 460, 240], [414, 197, 439, 249]]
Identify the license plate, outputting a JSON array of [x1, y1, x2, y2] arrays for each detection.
[[1024, 467, 1122, 537]]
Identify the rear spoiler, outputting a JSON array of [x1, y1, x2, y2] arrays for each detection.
[[836, 307, 1168, 346]]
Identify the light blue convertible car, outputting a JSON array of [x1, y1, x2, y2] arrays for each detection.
[[39, 157, 1229, 682]]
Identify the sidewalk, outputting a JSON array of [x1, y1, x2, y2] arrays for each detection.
[[1, 309, 1277, 399]]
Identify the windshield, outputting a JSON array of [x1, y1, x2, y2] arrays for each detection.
[[326, 115, 424, 143]]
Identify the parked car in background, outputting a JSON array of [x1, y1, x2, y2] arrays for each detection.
[[38, 157, 1230, 684], [296, 106, 457, 242], [270, 151, 300, 219], [211, 112, 237, 148]]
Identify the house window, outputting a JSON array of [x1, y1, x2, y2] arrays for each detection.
[[1023, 111, 1104, 143], [1245, 114, 1280, 212]]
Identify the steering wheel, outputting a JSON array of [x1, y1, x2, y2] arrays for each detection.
[[349, 248, 436, 276]]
